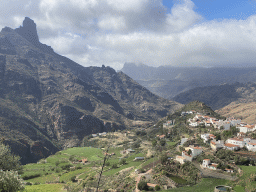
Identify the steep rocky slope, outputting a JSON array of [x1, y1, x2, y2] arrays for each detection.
[[0, 17, 182, 164]]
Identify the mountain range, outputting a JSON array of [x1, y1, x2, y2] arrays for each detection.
[[0, 17, 181, 164], [121, 63, 256, 99]]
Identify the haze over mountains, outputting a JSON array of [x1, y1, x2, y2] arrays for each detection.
[[0, 17, 181, 164], [121, 63, 256, 99]]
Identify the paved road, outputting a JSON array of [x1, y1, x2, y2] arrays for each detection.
[[193, 162, 238, 181]]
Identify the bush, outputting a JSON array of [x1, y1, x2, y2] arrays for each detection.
[[155, 185, 160, 191], [138, 180, 148, 190], [0, 170, 24, 192], [71, 176, 76, 182], [105, 162, 110, 166], [22, 173, 41, 180], [112, 163, 118, 169], [55, 167, 62, 173], [61, 164, 72, 171], [120, 158, 126, 165]]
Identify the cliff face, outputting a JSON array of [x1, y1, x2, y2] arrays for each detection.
[[0, 17, 182, 164]]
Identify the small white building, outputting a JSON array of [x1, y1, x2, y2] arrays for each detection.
[[246, 142, 256, 152], [182, 151, 193, 162], [175, 155, 187, 164], [224, 143, 240, 151], [202, 159, 211, 168], [210, 140, 224, 151], [189, 145, 203, 158], [226, 138, 245, 148], [238, 125, 256, 133]]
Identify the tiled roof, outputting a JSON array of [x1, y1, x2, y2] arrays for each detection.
[[229, 138, 243, 141], [225, 143, 239, 147]]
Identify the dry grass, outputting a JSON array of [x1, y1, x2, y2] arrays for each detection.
[[216, 102, 256, 124]]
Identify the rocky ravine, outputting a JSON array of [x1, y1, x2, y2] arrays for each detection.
[[0, 17, 182, 164]]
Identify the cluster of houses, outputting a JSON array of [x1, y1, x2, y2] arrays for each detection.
[[200, 133, 256, 152], [188, 115, 242, 130]]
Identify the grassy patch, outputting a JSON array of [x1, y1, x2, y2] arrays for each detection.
[[166, 141, 177, 146], [24, 184, 64, 192], [59, 167, 90, 182], [61, 147, 104, 161]]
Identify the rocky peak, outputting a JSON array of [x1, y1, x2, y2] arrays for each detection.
[[15, 17, 39, 45]]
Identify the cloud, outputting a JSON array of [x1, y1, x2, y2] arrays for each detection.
[[0, 0, 256, 70]]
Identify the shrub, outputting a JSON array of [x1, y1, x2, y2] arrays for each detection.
[[61, 164, 72, 171], [138, 180, 148, 191], [105, 162, 110, 166], [71, 176, 76, 182], [26, 182, 32, 185], [55, 167, 62, 173], [112, 163, 118, 169], [120, 158, 126, 165], [34, 182, 40, 185], [155, 185, 160, 191], [0, 170, 24, 192]]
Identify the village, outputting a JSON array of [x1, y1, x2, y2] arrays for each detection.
[[161, 110, 256, 174]]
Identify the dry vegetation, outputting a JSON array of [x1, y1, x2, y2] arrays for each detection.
[[217, 101, 256, 124]]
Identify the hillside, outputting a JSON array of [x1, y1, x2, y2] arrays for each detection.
[[0, 17, 182, 164], [216, 102, 256, 124], [172, 82, 256, 110]]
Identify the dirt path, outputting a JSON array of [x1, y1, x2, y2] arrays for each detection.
[[193, 162, 238, 181]]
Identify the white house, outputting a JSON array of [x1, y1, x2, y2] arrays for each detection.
[[189, 122, 198, 127], [182, 151, 193, 162], [210, 140, 224, 151], [246, 142, 256, 152], [175, 156, 187, 164], [224, 143, 240, 151], [189, 145, 203, 158], [202, 159, 211, 168], [226, 138, 245, 148], [201, 133, 210, 143], [238, 124, 256, 133]]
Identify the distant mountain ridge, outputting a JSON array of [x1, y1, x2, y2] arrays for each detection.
[[0, 17, 182, 164], [172, 82, 256, 110], [121, 63, 256, 99]]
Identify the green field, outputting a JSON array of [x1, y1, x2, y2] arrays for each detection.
[[24, 184, 64, 192]]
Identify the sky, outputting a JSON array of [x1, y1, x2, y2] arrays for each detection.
[[1, 0, 256, 70]]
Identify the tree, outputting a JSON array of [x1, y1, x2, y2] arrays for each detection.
[[0, 170, 24, 192], [187, 149, 192, 155], [160, 153, 168, 165], [0, 143, 24, 192], [0, 143, 21, 171]]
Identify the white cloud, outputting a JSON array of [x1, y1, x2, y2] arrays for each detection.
[[0, 0, 256, 70]]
